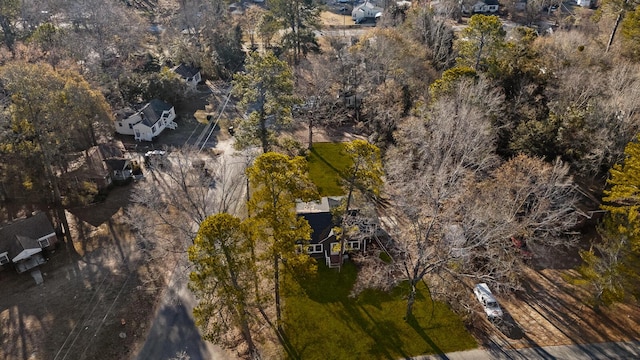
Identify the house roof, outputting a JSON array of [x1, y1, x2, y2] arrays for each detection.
[[104, 158, 130, 171], [10, 235, 42, 262], [80, 147, 111, 180], [115, 108, 136, 121], [98, 142, 125, 159], [484, 0, 499, 5], [172, 63, 200, 79], [140, 99, 173, 127], [300, 212, 334, 244], [296, 197, 344, 244], [0, 213, 54, 259]]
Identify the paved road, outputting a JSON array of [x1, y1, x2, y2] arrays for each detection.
[[134, 261, 230, 360], [415, 340, 640, 360]]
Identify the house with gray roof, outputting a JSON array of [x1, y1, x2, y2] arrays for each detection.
[[115, 99, 177, 141], [0, 212, 57, 273], [172, 63, 202, 89]]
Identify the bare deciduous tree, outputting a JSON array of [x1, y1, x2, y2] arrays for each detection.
[[126, 147, 248, 256]]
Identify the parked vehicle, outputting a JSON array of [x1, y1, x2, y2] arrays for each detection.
[[474, 283, 503, 320]]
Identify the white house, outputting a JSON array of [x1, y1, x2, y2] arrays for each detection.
[[172, 63, 202, 89], [115, 99, 177, 142], [352, 1, 383, 23], [465, 0, 499, 13], [0, 212, 57, 274], [576, 0, 591, 7]]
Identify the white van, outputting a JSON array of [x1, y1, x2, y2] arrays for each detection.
[[474, 283, 504, 319]]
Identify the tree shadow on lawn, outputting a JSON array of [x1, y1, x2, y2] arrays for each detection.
[[296, 261, 357, 303], [340, 300, 410, 359], [406, 314, 447, 358]]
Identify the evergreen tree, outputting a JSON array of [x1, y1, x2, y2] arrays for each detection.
[[246, 152, 318, 327]]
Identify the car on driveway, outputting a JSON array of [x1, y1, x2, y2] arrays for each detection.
[[474, 283, 503, 320]]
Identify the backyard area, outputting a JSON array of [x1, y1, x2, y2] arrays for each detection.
[[306, 142, 352, 196]]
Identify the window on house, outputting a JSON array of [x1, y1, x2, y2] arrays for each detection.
[[152, 125, 157, 132], [118, 123, 123, 127], [38, 238, 50, 248], [306, 244, 323, 254], [0, 252, 9, 265], [349, 241, 361, 250], [129, 123, 133, 129]]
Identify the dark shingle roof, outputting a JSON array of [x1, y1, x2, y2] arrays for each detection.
[[172, 63, 200, 79], [8, 235, 40, 259], [485, 0, 499, 5], [104, 158, 130, 171], [0, 213, 55, 255], [300, 212, 334, 244], [141, 99, 172, 127], [98, 143, 124, 159]]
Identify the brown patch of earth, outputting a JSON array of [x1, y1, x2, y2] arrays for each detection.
[[0, 184, 176, 360], [471, 267, 640, 350]]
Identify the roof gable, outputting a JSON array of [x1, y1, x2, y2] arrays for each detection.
[[172, 63, 200, 79], [300, 212, 334, 244], [140, 99, 172, 127], [104, 158, 130, 171], [0, 213, 55, 245]]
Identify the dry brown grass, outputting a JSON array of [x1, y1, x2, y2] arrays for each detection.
[[320, 11, 356, 27]]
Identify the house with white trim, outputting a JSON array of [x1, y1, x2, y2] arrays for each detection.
[[296, 197, 376, 268], [0, 212, 57, 274], [115, 99, 177, 142], [464, 0, 499, 13], [352, 1, 384, 23], [172, 63, 202, 89]]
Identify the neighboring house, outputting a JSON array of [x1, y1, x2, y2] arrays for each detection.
[[104, 158, 133, 182], [338, 90, 362, 109], [172, 63, 202, 89], [0, 212, 57, 274], [97, 142, 135, 182], [63, 141, 135, 190], [464, 0, 499, 13], [296, 197, 373, 268], [115, 99, 177, 142], [64, 145, 113, 190], [576, 0, 591, 7], [352, 1, 384, 23]]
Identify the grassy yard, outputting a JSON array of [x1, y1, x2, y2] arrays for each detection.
[[307, 142, 351, 196], [282, 263, 477, 359]]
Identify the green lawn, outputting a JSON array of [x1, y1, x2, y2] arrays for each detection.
[[307, 142, 351, 196], [282, 263, 477, 359]]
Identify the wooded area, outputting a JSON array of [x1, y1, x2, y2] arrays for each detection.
[[1, 0, 640, 359]]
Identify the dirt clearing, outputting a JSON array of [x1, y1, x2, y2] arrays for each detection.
[[0, 185, 175, 360]]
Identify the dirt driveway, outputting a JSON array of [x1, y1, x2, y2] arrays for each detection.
[[473, 266, 640, 351]]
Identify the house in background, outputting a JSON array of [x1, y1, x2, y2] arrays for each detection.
[[464, 0, 499, 13], [104, 158, 133, 182], [64, 145, 114, 191], [98, 142, 135, 182], [115, 99, 177, 141], [172, 63, 202, 89], [0, 212, 57, 274], [63, 141, 136, 191], [296, 197, 374, 268], [352, 1, 383, 24], [576, 0, 591, 7]]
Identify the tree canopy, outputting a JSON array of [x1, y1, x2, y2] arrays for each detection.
[[232, 51, 297, 153]]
